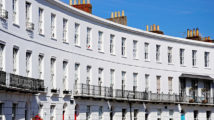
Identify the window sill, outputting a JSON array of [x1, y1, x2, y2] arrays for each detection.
[[168, 63, 174, 65], [63, 41, 69, 45], [145, 59, 150, 62], [192, 66, 198, 68], [86, 48, 93, 51], [204, 67, 211, 70], [180, 65, 186, 67], [51, 37, 57, 41], [110, 53, 116, 56], [98, 51, 104, 54], [122, 56, 127, 58], [26, 29, 34, 32], [75, 45, 81, 48], [13, 23, 20, 28], [39, 33, 45, 37], [156, 61, 162, 64], [133, 58, 139, 60]]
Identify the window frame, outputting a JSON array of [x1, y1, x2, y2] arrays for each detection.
[[121, 38, 126, 57]]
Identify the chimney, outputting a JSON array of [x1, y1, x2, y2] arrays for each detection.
[[114, 12, 117, 18], [122, 10, 125, 16], [87, 0, 90, 4], [150, 25, 153, 31], [153, 24, 156, 31], [70, 0, 92, 14], [146, 25, 149, 31], [190, 30, 193, 37], [208, 36, 211, 40], [69, 0, 72, 5], [187, 29, 190, 38], [74, 0, 77, 5], [193, 28, 196, 37], [118, 11, 121, 17], [111, 12, 114, 18], [148, 24, 164, 34], [157, 25, 160, 31], [186, 28, 202, 41], [107, 10, 127, 26]]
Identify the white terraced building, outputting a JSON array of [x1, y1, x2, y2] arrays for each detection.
[[0, 0, 214, 120]]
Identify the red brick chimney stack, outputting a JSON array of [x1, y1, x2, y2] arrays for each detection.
[[146, 24, 164, 35], [107, 10, 127, 26], [70, 0, 92, 14]]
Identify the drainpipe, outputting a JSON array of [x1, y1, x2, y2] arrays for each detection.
[[127, 92, 134, 120], [129, 102, 132, 120]]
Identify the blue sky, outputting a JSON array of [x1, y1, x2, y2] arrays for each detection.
[[61, 0, 214, 39]]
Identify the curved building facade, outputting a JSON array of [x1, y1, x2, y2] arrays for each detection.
[[0, 0, 214, 120]]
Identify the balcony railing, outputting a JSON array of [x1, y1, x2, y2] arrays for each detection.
[[10, 73, 45, 93], [0, 9, 8, 19], [0, 71, 45, 94], [74, 83, 113, 98], [74, 83, 214, 105]]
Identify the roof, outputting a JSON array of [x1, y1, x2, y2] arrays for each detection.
[[179, 74, 214, 81]]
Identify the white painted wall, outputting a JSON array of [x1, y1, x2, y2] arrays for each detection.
[[0, 0, 214, 120]]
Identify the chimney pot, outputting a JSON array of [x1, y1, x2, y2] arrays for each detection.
[[193, 28, 196, 37], [190, 30, 193, 37], [157, 25, 160, 31], [208, 36, 211, 40], [78, 0, 81, 4], [115, 12, 117, 18], [111, 12, 114, 18], [87, 0, 90, 4], [69, 0, 73, 5], [187, 29, 190, 38], [74, 0, 77, 5], [118, 11, 121, 17], [122, 10, 125, 16], [153, 24, 156, 31], [150, 25, 153, 31], [146, 25, 149, 31], [196, 28, 199, 37], [83, 0, 86, 4]]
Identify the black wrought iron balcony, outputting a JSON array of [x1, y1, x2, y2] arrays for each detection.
[[74, 83, 113, 98], [74, 83, 214, 105], [0, 71, 6, 86], [26, 21, 34, 31], [0, 9, 8, 20], [115, 89, 147, 100], [148, 92, 178, 103], [9, 73, 45, 93]]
